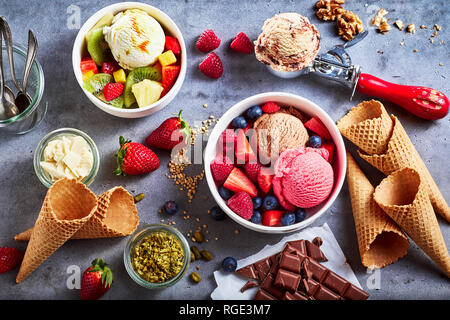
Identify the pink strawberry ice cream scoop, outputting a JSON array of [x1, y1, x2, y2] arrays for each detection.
[[273, 148, 334, 208]]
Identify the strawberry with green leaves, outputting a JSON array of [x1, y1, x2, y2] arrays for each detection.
[[115, 136, 160, 176], [80, 258, 113, 300], [145, 110, 191, 151]]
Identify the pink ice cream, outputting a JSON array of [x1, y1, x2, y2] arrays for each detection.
[[273, 147, 333, 209]]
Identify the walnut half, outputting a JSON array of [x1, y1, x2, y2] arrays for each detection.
[[316, 0, 346, 21], [337, 10, 364, 41]]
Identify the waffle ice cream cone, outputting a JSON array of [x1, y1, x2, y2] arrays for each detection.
[[16, 179, 98, 283], [15, 187, 139, 241], [336, 100, 393, 155], [346, 152, 409, 268], [373, 168, 450, 278], [358, 116, 450, 222]]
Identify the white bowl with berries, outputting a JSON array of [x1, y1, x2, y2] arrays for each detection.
[[204, 92, 347, 234], [72, 2, 186, 118]]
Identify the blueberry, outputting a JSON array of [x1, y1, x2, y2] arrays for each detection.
[[263, 195, 278, 210], [281, 212, 296, 226], [222, 257, 238, 272], [307, 135, 322, 148], [164, 201, 178, 215], [210, 205, 226, 221], [232, 116, 247, 129], [295, 208, 307, 222], [252, 196, 262, 209], [219, 186, 233, 200], [250, 210, 262, 224], [246, 105, 263, 121]]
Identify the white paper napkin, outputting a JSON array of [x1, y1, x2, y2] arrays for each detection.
[[211, 223, 362, 300]]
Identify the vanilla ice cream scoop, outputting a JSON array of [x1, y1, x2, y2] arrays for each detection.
[[255, 12, 320, 72], [103, 9, 165, 69]]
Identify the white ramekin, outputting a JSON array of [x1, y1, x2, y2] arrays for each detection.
[[72, 2, 187, 118], [204, 92, 347, 234]]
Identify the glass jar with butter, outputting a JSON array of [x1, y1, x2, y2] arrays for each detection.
[[34, 128, 100, 188]]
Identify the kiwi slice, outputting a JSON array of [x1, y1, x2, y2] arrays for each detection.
[[109, 95, 124, 108], [124, 66, 162, 108], [83, 73, 113, 94], [87, 27, 109, 66]]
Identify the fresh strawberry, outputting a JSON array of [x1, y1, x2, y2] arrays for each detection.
[[101, 61, 119, 75], [235, 129, 257, 164], [80, 258, 113, 300], [321, 141, 335, 162], [304, 116, 332, 140], [244, 162, 262, 183], [0, 247, 23, 274], [165, 36, 181, 55], [145, 110, 191, 151], [210, 155, 234, 185], [257, 167, 274, 194], [103, 83, 124, 101], [223, 167, 258, 197], [196, 29, 221, 53], [160, 65, 181, 97], [230, 32, 254, 54], [217, 129, 237, 157], [115, 136, 160, 176], [227, 192, 253, 220], [262, 210, 284, 226], [261, 101, 281, 114], [80, 57, 98, 75], [199, 52, 223, 79]]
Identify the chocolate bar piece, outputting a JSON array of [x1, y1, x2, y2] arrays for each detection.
[[279, 251, 303, 274], [306, 240, 328, 262], [240, 280, 259, 293], [261, 273, 285, 299], [235, 253, 279, 281], [282, 291, 308, 301], [274, 268, 301, 292], [253, 288, 276, 300]]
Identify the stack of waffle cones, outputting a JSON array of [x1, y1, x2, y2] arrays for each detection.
[[338, 100, 450, 277], [15, 179, 139, 283]]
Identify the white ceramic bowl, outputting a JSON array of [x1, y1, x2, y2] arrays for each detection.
[[72, 2, 187, 118], [204, 92, 347, 234]]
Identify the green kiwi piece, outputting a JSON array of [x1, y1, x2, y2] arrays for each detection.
[[124, 66, 162, 108], [87, 27, 109, 66], [83, 73, 113, 94], [109, 95, 124, 108]]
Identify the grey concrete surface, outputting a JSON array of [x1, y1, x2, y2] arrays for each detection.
[[0, 0, 448, 300]]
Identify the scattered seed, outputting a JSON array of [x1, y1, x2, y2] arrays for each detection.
[[190, 272, 201, 283], [191, 246, 202, 260], [201, 250, 213, 261], [193, 231, 204, 243]]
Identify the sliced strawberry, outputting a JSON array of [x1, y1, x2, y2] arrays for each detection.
[[304, 116, 332, 140], [261, 101, 280, 114], [235, 129, 257, 164], [101, 61, 119, 75], [210, 155, 234, 185], [165, 36, 181, 55], [196, 29, 221, 53], [230, 32, 253, 54], [80, 58, 98, 75], [217, 129, 237, 158], [227, 192, 253, 220], [103, 83, 124, 101], [199, 52, 223, 79], [244, 162, 262, 183], [257, 167, 274, 194], [262, 210, 285, 226], [320, 141, 335, 163], [223, 167, 257, 197], [161, 65, 181, 97]]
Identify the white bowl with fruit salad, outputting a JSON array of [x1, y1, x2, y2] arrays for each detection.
[[72, 2, 186, 118], [204, 92, 346, 234]]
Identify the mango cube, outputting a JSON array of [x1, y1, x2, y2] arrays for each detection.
[[157, 50, 177, 67], [113, 69, 127, 83], [82, 70, 95, 82]]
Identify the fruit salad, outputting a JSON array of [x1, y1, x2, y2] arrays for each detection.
[[80, 9, 182, 109], [211, 102, 336, 227]]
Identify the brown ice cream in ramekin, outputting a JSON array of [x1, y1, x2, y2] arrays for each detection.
[[254, 111, 309, 163], [254, 12, 320, 72]]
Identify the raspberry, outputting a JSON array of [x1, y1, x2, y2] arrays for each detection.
[[199, 52, 223, 79], [196, 29, 221, 53], [230, 32, 254, 54]]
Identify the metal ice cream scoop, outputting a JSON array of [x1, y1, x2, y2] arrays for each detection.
[[268, 31, 449, 120]]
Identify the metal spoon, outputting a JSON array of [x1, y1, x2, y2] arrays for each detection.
[[0, 31, 20, 119], [0, 17, 21, 92], [15, 29, 37, 112]]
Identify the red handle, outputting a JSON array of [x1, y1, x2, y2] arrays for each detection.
[[356, 73, 449, 120]]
